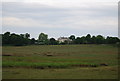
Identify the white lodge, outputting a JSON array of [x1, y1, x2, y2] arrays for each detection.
[[57, 37, 72, 43]]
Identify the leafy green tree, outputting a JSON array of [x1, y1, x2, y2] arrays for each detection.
[[0, 34, 2, 46], [85, 34, 91, 44], [91, 36, 97, 44], [106, 36, 120, 44], [69, 35, 75, 40], [30, 38, 36, 44], [69, 35, 75, 44], [2, 32, 31, 46], [80, 36, 87, 44], [25, 33, 30, 39], [38, 33, 48, 45], [96, 35, 105, 44], [2, 31, 120, 45], [49, 38, 58, 45], [20, 34, 24, 38], [2, 32, 11, 45], [74, 37, 81, 44], [10, 33, 24, 46]]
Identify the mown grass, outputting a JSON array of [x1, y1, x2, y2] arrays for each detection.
[[2, 44, 118, 66], [2, 44, 119, 79], [3, 66, 118, 79]]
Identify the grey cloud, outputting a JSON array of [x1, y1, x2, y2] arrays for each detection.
[[2, 2, 118, 38], [3, 2, 117, 19]]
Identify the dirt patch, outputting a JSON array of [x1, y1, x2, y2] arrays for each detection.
[[43, 52, 54, 56], [72, 64, 98, 67], [100, 63, 108, 66], [2, 54, 12, 56]]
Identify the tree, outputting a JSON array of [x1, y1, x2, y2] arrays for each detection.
[[85, 34, 91, 44], [20, 34, 24, 38], [2, 32, 11, 45], [30, 38, 36, 44], [96, 35, 105, 44], [2, 31, 120, 45], [106, 36, 120, 44], [2, 32, 31, 46], [80, 36, 87, 44], [49, 38, 58, 45], [10, 33, 24, 46], [0, 34, 2, 46], [91, 36, 97, 44], [69, 35, 75, 44], [25, 33, 30, 39], [69, 35, 75, 40], [75, 37, 81, 44], [38, 33, 48, 45]]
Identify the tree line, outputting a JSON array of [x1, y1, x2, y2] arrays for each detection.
[[1, 32, 120, 46], [1, 32, 36, 46]]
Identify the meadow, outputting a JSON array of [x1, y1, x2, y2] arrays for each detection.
[[2, 44, 118, 79]]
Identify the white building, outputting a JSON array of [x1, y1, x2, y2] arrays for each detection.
[[57, 37, 72, 43]]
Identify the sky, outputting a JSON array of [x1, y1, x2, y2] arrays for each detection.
[[1, 0, 119, 39]]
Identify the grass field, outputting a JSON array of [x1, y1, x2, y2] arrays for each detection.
[[2, 44, 119, 79]]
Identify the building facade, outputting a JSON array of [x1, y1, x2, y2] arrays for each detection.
[[57, 37, 72, 43]]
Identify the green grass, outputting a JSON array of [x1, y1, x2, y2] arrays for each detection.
[[2, 44, 119, 79], [3, 66, 118, 79]]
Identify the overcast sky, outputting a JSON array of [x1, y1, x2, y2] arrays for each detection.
[[1, 0, 119, 39]]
